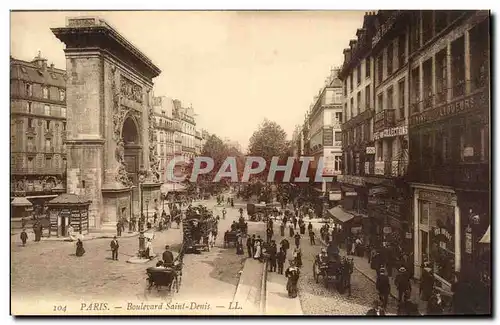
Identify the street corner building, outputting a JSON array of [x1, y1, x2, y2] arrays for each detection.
[[336, 10, 490, 313], [50, 17, 163, 232]]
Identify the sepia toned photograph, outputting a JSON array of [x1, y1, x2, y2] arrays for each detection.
[[9, 9, 491, 316]]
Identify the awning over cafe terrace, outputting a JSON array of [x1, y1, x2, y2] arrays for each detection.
[[11, 197, 33, 207], [327, 206, 354, 224]]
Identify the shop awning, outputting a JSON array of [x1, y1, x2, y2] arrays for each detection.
[[161, 182, 186, 194], [479, 226, 490, 244], [11, 197, 33, 207], [327, 206, 354, 224]]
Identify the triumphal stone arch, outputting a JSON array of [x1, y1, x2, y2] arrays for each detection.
[[52, 17, 162, 231]]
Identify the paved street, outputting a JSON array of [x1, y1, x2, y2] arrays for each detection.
[[11, 198, 267, 315], [266, 219, 399, 315]]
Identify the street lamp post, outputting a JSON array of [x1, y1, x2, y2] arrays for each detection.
[[140, 182, 144, 232]]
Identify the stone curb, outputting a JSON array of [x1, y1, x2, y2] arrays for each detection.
[[259, 259, 268, 315]]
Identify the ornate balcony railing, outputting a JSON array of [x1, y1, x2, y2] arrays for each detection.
[[370, 159, 408, 178], [374, 109, 396, 132]]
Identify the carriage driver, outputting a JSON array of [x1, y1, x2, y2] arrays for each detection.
[[162, 245, 174, 267]]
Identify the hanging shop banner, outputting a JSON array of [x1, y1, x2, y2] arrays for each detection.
[[366, 147, 376, 154], [465, 226, 473, 254], [373, 126, 408, 140]]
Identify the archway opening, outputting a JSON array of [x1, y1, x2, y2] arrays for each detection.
[[121, 116, 141, 186]]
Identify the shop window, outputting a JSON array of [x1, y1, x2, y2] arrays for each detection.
[[429, 203, 455, 283]]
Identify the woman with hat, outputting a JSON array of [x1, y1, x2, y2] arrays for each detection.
[[285, 259, 300, 298]]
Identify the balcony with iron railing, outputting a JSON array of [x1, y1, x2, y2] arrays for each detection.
[[370, 159, 408, 178], [374, 109, 396, 132]]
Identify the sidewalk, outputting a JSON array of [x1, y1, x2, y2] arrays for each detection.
[[232, 258, 266, 315], [11, 227, 144, 242], [265, 271, 303, 315], [318, 236, 426, 313]]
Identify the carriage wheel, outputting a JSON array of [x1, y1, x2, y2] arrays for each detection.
[[176, 275, 182, 292]]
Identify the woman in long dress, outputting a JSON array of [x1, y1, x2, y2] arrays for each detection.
[[254, 241, 262, 261], [146, 238, 154, 259], [75, 239, 85, 257], [289, 225, 295, 237]]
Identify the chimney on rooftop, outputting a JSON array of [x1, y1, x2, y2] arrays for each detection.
[[32, 50, 47, 71]]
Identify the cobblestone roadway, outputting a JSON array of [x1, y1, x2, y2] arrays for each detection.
[[11, 199, 266, 315], [269, 219, 398, 315]]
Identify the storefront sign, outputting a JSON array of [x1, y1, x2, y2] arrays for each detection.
[[419, 190, 454, 205], [383, 226, 392, 234], [366, 147, 376, 154], [373, 126, 408, 140], [433, 227, 452, 242], [372, 11, 402, 47], [329, 192, 341, 201], [410, 90, 487, 127], [323, 127, 334, 146], [345, 191, 358, 197], [365, 162, 370, 175], [338, 175, 365, 187]]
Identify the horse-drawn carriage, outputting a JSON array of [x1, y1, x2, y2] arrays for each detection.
[[313, 254, 354, 294], [145, 249, 184, 297], [182, 205, 217, 253]]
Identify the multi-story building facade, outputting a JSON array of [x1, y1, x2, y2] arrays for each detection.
[[339, 11, 490, 312], [195, 129, 203, 155], [405, 11, 490, 309], [152, 96, 176, 182], [307, 69, 344, 194], [338, 12, 377, 238], [172, 100, 196, 162], [10, 53, 67, 213]]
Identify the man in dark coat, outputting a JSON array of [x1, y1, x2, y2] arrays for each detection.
[[309, 229, 316, 245], [277, 248, 286, 274], [266, 227, 273, 243], [280, 222, 285, 237], [20, 229, 28, 246], [162, 245, 174, 267], [116, 221, 122, 237], [376, 267, 391, 309], [246, 235, 254, 258], [268, 241, 277, 272], [110, 236, 119, 260], [294, 233, 301, 248], [395, 266, 411, 303], [280, 238, 290, 257]]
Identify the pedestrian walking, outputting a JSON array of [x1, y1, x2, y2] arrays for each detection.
[[277, 248, 286, 274], [309, 229, 316, 245], [280, 222, 285, 237], [280, 238, 290, 257], [110, 236, 119, 260], [266, 227, 273, 243], [75, 239, 85, 257], [269, 241, 277, 272], [376, 267, 391, 309], [20, 229, 28, 246], [395, 266, 411, 303], [116, 221, 122, 237], [293, 217, 297, 229], [294, 233, 301, 248], [289, 225, 294, 237]]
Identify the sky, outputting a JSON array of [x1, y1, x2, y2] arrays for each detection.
[[10, 10, 365, 151]]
